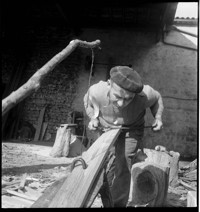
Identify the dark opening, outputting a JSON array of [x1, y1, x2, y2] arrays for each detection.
[[137, 170, 155, 195]]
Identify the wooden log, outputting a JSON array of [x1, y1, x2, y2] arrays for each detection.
[[127, 161, 169, 207], [145, 147, 180, 187], [32, 129, 120, 208], [62, 128, 71, 157], [50, 124, 70, 157], [2, 39, 101, 116], [127, 148, 170, 207], [187, 191, 197, 207]]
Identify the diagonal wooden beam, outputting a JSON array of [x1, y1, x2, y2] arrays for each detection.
[[2, 39, 101, 116], [31, 129, 120, 208]]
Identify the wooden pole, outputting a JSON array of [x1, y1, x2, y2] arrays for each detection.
[[2, 39, 101, 117]]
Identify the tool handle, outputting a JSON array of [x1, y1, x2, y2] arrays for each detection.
[[70, 158, 88, 172]]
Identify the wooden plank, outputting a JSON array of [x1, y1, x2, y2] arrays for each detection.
[[23, 186, 43, 199], [2, 180, 21, 188], [39, 122, 48, 140], [19, 173, 27, 190], [2, 195, 33, 208], [5, 189, 38, 201], [84, 167, 105, 207], [34, 107, 46, 142], [11, 196, 33, 207], [2, 195, 25, 208], [179, 180, 196, 191], [187, 191, 197, 207], [31, 176, 67, 208], [32, 129, 120, 208]]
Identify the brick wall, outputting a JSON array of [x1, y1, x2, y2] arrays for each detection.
[[21, 44, 81, 140], [2, 24, 83, 141]]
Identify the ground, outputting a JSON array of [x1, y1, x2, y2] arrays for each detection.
[[2, 140, 103, 207], [2, 140, 192, 208]]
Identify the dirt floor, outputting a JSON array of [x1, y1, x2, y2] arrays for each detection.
[[2, 139, 103, 207], [2, 139, 194, 208]]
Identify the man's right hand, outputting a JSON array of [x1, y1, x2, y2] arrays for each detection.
[[88, 118, 99, 130]]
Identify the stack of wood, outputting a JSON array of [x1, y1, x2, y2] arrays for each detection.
[[2, 174, 45, 208], [178, 159, 197, 207], [178, 159, 197, 187]]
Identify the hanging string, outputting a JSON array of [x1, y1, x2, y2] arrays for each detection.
[[88, 48, 94, 89]]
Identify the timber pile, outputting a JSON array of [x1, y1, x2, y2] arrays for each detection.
[[165, 159, 197, 207], [2, 174, 47, 208], [178, 159, 197, 189], [178, 159, 197, 207]]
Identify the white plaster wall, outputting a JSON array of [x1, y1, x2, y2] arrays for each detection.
[[72, 28, 197, 158]]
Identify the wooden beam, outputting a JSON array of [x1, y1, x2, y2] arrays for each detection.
[[187, 191, 197, 207], [2, 39, 101, 116], [31, 129, 120, 208]]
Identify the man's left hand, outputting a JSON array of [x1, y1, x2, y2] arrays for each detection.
[[152, 119, 163, 131]]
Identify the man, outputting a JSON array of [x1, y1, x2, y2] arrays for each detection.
[[83, 66, 164, 207]]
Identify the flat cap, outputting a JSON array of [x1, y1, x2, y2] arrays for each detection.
[[110, 66, 143, 93]]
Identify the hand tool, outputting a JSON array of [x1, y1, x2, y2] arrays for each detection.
[[97, 125, 156, 131]]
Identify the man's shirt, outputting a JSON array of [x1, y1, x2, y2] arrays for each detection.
[[84, 81, 164, 129]]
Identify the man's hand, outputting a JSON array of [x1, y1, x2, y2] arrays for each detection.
[[88, 118, 99, 130], [152, 118, 163, 131]]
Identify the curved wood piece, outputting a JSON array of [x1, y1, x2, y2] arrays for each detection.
[[2, 39, 101, 116]]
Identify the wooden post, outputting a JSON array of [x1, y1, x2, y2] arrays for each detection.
[[50, 124, 71, 157]]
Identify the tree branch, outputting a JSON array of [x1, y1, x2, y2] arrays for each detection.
[[2, 39, 101, 116]]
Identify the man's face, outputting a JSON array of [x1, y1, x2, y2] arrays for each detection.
[[108, 80, 136, 109]]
